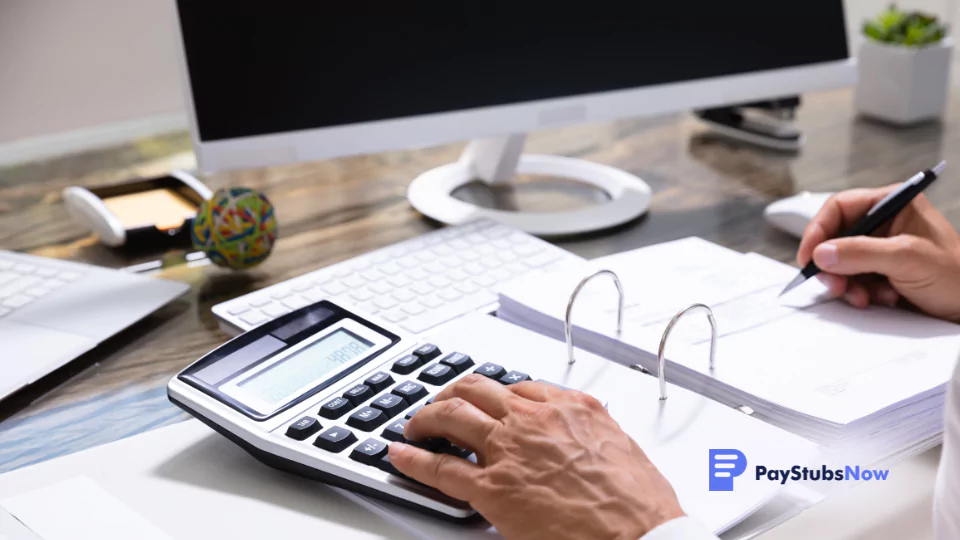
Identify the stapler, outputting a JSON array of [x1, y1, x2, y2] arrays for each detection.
[[694, 96, 803, 152]]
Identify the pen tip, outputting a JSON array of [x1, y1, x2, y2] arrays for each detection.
[[778, 273, 807, 297], [933, 160, 947, 175]]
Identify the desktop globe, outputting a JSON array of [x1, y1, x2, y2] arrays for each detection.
[[191, 187, 277, 270]]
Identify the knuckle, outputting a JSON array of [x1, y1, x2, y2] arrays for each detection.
[[440, 397, 467, 417], [457, 373, 487, 388], [572, 390, 605, 411]]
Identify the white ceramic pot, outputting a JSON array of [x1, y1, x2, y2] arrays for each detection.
[[855, 38, 953, 125]]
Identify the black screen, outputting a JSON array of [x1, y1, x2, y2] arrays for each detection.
[[177, 2, 848, 142]]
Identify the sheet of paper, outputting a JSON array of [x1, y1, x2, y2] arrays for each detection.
[[0, 477, 175, 540]]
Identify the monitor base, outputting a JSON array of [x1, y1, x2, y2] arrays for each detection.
[[407, 136, 651, 237]]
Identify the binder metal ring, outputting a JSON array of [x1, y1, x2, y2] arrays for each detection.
[[565, 269, 624, 365], [657, 303, 717, 401]]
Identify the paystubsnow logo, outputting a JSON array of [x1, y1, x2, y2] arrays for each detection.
[[709, 449, 890, 491]]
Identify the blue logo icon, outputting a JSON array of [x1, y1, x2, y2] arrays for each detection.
[[709, 449, 747, 491]]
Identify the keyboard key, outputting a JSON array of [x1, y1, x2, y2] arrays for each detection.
[[271, 289, 292, 300], [0, 261, 11, 270], [282, 295, 310, 310], [379, 262, 403, 275], [413, 343, 441, 361], [313, 426, 358, 453], [401, 303, 426, 316], [374, 454, 403, 476], [381, 419, 408, 442], [392, 289, 415, 303], [364, 371, 395, 392], [454, 282, 480, 295], [14, 264, 36, 273], [369, 282, 392, 295], [410, 282, 434, 295], [387, 275, 412, 288], [392, 380, 429, 403], [415, 252, 435, 262], [373, 297, 399, 310], [321, 282, 348, 296], [250, 296, 273, 307], [286, 416, 322, 440], [514, 243, 544, 256], [439, 255, 463, 268], [391, 354, 422, 375], [406, 268, 430, 281], [24, 286, 51, 297], [475, 362, 506, 380], [370, 394, 408, 418], [57, 270, 81, 281], [349, 288, 375, 302], [319, 396, 354, 419], [500, 370, 531, 385], [35, 268, 57, 277], [439, 352, 474, 374], [361, 269, 385, 282], [2, 295, 33, 309], [445, 269, 469, 282], [0, 307, 10, 317], [350, 438, 389, 465], [463, 263, 486, 276], [343, 384, 374, 405], [240, 311, 269, 325], [382, 310, 407, 323], [418, 364, 455, 385], [473, 275, 496, 288], [0, 272, 15, 285], [423, 262, 446, 274], [437, 289, 462, 302], [459, 250, 481, 261], [405, 404, 426, 419], [427, 275, 451, 289], [432, 244, 454, 256], [397, 256, 420, 269], [418, 296, 443, 309], [262, 303, 290, 318], [227, 304, 251, 315], [292, 281, 314, 292], [41, 278, 66, 289], [347, 406, 387, 431]]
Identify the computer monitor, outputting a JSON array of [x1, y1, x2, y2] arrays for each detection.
[[173, 3, 852, 235]]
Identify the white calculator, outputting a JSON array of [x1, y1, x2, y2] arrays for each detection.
[[168, 300, 543, 521]]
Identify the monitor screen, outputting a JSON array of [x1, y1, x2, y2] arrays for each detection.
[[177, 2, 849, 143]]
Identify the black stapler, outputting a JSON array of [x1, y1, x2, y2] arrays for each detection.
[[694, 96, 803, 152]]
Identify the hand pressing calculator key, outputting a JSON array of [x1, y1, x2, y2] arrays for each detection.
[[168, 300, 550, 521]]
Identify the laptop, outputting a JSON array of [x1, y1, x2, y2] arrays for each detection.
[[0, 250, 189, 400]]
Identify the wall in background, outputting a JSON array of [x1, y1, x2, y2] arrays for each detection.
[[0, 0, 955, 167]]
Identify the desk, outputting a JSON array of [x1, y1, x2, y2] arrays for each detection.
[[2, 87, 959, 539]]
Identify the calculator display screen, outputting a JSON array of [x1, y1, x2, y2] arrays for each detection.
[[236, 329, 373, 409]]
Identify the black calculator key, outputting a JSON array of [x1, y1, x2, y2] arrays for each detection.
[[350, 438, 389, 465], [413, 343, 441, 361], [370, 393, 408, 418], [381, 418, 408, 442], [313, 426, 358, 453], [347, 406, 387, 431], [418, 363, 455, 385], [474, 362, 506, 380], [405, 404, 426, 419], [499, 370, 531, 385], [441, 443, 473, 459], [392, 380, 429, 403], [319, 396, 354, 419], [439, 352, 474, 373], [410, 438, 450, 453], [364, 371, 395, 392], [391, 354, 422, 375], [285, 416, 322, 441], [343, 384, 374, 405], [374, 454, 403, 476]]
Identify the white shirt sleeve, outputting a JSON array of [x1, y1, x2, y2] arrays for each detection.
[[934, 355, 960, 540], [641, 516, 718, 540]]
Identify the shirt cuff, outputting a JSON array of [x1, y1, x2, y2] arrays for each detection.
[[641, 516, 719, 540]]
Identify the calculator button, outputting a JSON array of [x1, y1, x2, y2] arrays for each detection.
[[313, 427, 358, 453], [370, 394, 408, 418], [410, 438, 450, 453], [412, 343, 441, 361], [391, 381, 429, 404], [405, 404, 426, 419], [350, 438, 389, 465], [374, 454, 403, 477], [391, 354, 422, 375], [441, 443, 473, 459], [381, 419, 408, 442], [364, 371, 395, 393], [319, 396, 354, 419], [499, 370, 531, 385], [439, 352, 474, 374], [285, 416, 322, 441], [347, 406, 388, 431], [474, 362, 506, 380], [343, 384, 374, 405], [418, 364, 455, 385]]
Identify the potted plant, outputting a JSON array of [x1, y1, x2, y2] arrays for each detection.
[[855, 4, 952, 125]]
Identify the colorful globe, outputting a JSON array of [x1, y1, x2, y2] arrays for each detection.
[[191, 187, 277, 270]]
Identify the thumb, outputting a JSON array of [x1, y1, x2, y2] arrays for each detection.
[[812, 235, 937, 281]]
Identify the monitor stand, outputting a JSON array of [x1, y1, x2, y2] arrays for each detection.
[[406, 134, 651, 236]]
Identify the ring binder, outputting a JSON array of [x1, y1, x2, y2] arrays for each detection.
[[657, 303, 717, 401], [564, 269, 624, 365]]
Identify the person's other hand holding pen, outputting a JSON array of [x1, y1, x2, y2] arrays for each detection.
[[796, 183, 960, 322]]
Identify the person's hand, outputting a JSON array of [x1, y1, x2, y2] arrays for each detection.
[[388, 374, 684, 540], [797, 185, 960, 322]]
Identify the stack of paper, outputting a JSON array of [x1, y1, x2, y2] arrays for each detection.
[[498, 238, 960, 467]]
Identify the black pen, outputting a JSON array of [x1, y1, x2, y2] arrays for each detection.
[[779, 160, 946, 296]]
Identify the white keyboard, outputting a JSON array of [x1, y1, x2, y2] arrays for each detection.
[[213, 219, 583, 336], [0, 257, 84, 316]]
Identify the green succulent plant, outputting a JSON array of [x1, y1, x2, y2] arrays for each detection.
[[863, 4, 949, 47]]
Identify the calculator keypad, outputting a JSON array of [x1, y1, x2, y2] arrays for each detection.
[[280, 342, 544, 499]]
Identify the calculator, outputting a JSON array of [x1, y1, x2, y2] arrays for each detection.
[[168, 300, 544, 521]]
